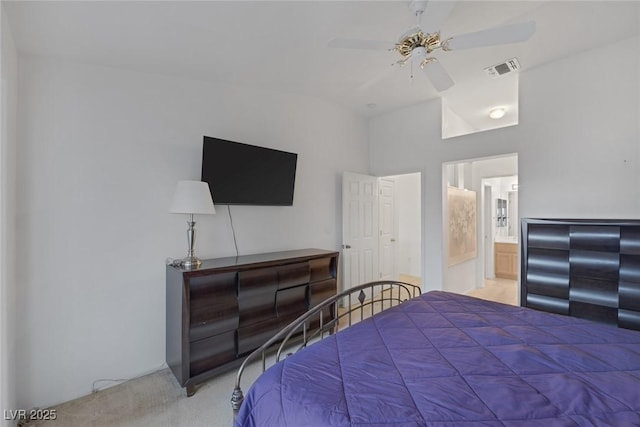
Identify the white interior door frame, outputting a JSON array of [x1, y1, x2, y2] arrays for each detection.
[[483, 182, 495, 281]]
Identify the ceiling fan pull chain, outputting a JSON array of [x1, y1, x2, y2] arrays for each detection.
[[410, 61, 414, 84]]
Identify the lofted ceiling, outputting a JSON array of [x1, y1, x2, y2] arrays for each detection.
[[5, 1, 640, 127]]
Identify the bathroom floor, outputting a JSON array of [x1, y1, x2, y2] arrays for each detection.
[[466, 278, 518, 306]]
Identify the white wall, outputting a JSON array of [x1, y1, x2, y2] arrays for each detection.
[[442, 100, 475, 139], [1, 4, 18, 425], [16, 56, 369, 409], [369, 35, 640, 292]]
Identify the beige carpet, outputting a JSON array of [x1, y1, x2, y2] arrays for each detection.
[[21, 362, 264, 427]]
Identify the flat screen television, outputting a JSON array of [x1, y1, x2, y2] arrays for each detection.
[[200, 136, 298, 206]]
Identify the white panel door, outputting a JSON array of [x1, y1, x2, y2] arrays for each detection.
[[342, 172, 379, 295], [378, 178, 396, 281]]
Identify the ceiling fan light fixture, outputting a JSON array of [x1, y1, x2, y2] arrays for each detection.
[[489, 107, 506, 119], [397, 31, 442, 58], [411, 46, 427, 63]]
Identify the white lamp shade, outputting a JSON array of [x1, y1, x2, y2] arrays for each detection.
[[169, 180, 216, 215]]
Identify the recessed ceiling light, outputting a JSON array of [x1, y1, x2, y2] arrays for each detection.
[[489, 108, 506, 119]]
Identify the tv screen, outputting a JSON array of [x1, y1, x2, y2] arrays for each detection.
[[200, 136, 298, 206]]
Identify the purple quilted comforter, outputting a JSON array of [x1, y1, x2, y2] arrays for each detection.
[[235, 291, 640, 426]]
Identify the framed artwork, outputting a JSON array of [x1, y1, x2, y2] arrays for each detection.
[[447, 186, 477, 266]]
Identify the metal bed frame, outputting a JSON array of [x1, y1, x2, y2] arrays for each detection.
[[230, 280, 422, 420]]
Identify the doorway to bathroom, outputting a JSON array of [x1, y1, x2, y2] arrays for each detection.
[[443, 154, 518, 305]]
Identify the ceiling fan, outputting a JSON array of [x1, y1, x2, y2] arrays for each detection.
[[328, 0, 536, 92]]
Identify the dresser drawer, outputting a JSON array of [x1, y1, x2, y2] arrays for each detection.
[[309, 257, 336, 282], [277, 262, 310, 289], [309, 279, 336, 308], [276, 285, 308, 318], [189, 331, 236, 377], [188, 272, 238, 342], [237, 318, 281, 356], [237, 268, 278, 327], [308, 279, 337, 328]]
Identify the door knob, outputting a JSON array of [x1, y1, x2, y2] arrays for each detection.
[[343, 244, 351, 249], [390, 238, 396, 242]]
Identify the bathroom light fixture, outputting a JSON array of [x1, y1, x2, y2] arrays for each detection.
[[489, 108, 506, 119]]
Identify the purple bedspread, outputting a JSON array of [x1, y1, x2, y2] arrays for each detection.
[[235, 291, 640, 426]]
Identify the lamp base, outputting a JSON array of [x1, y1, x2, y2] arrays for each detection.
[[181, 256, 202, 270]]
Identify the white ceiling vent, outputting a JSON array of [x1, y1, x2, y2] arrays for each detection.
[[484, 58, 521, 78]]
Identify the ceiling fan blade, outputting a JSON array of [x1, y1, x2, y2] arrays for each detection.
[[420, 1, 457, 34], [422, 60, 454, 91], [328, 38, 396, 51], [446, 21, 536, 50]]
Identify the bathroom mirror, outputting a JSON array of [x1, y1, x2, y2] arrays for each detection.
[[496, 198, 507, 227]]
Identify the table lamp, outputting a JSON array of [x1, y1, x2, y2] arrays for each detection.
[[169, 180, 216, 269]]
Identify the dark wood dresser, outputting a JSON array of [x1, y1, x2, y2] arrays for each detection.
[[166, 248, 339, 395], [521, 219, 640, 330]]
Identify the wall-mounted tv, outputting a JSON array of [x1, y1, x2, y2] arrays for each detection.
[[201, 136, 298, 206]]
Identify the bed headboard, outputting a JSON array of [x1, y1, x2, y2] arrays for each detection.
[[521, 218, 640, 331]]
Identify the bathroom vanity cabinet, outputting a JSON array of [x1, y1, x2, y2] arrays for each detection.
[[495, 242, 518, 280]]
